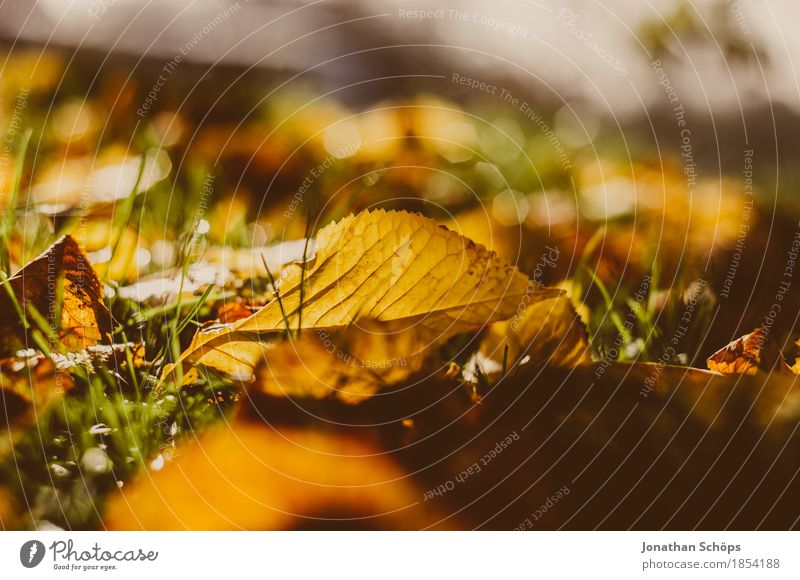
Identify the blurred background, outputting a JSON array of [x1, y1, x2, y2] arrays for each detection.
[[4, 0, 799, 114], [3, 0, 800, 531]]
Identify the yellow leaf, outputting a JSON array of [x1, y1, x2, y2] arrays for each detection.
[[239, 209, 550, 333], [165, 209, 561, 383], [182, 321, 431, 403], [479, 295, 590, 377], [254, 321, 427, 403], [178, 324, 268, 384], [78, 221, 140, 282]]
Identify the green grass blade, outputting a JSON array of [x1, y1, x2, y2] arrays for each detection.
[[1, 127, 32, 273]]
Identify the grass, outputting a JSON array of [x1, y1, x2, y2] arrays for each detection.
[[575, 233, 714, 367], [2, 360, 239, 529], [0, 128, 31, 273], [0, 135, 242, 529], [107, 150, 149, 283]]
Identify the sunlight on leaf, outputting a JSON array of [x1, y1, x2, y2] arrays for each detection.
[[165, 209, 562, 390]]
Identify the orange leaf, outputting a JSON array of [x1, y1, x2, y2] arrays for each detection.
[[706, 328, 791, 375], [0, 236, 112, 355]]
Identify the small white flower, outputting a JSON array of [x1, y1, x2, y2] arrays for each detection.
[[50, 350, 95, 372]]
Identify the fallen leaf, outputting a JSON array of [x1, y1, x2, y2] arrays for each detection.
[[254, 321, 427, 403], [0, 236, 112, 356], [707, 328, 791, 375], [256, 335, 344, 399], [216, 300, 257, 324], [184, 320, 427, 403], [104, 421, 451, 530], [480, 295, 591, 375], [240, 209, 549, 333], [78, 222, 140, 282], [166, 209, 562, 382], [178, 323, 267, 384]]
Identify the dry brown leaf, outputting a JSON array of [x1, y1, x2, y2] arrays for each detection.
[[104, 421, 450, 530], [706, 328, 791, 375], [165, 209, 561, 383], [0, 236, 111, 356]]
